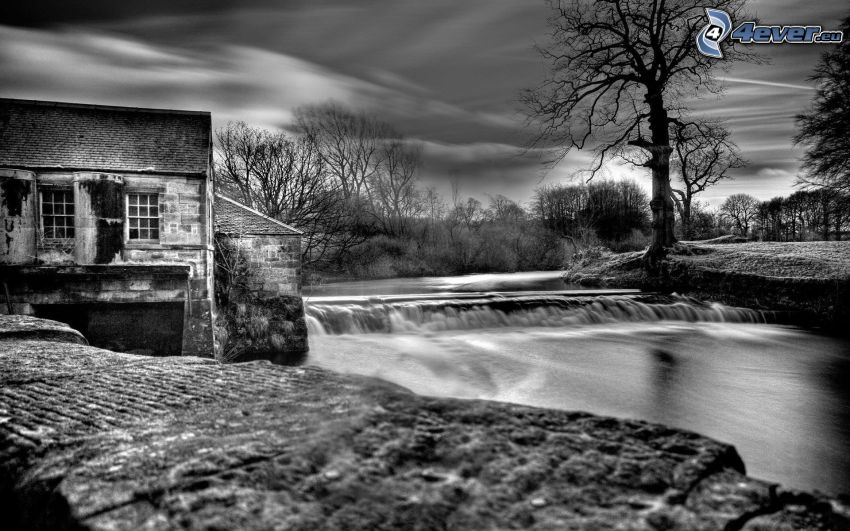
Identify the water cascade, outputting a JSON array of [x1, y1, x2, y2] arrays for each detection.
[[305, 292, 763, 335]]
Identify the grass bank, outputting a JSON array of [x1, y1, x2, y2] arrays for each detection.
[[566, 241, 850, 330]]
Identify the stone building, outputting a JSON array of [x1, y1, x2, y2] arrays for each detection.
[[213, 194, 302, 298], [213, 194, 308, 359], [0, 98, 215, 356]]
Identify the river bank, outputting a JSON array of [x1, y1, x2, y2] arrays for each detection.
[[1, 315, 848, 529], [565, 241, 850, 331]]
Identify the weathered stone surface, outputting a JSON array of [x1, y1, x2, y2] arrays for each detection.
[[1, 317, 847, 530], [0, 314, 87, 345]]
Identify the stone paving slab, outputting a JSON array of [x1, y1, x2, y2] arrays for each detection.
[[0, 316, 847, 530]]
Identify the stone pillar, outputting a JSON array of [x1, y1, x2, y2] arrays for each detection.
[[0, 169, 37, 265], [182, 297, 216, 357], [74, 173, 125, 264]]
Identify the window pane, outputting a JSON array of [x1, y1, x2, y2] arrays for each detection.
[[127, 193, 159, 240], [41, 189, 75, 240]]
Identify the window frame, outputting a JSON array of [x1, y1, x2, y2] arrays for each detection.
[[126, 192, 161, 243], [39, 187, 76, 241]]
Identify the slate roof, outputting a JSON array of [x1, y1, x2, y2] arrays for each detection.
[[214, 194, 302, 236], [0, 98, 211, 175]]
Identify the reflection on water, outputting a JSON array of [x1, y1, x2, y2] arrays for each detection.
[[304, 272, 850, 496]]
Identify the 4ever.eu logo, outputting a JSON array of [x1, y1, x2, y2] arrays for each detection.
[[697, 8, 845, 58]]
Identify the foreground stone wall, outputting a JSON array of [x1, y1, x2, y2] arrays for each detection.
[[215, 233, 306, 361], [221, 233, 302, 297], [1, 316, 846, 530], [0, 265, 214, 356]]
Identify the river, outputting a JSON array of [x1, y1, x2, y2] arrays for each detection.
[[303, 271, 850, 496]]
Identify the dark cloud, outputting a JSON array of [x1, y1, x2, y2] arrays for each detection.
[[0, 0, 270, 27], [0, 0, 847, 205]]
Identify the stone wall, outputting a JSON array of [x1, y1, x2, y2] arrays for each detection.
[[214, 233, 306, 361], [0, 169, 216, 356], [0, 169, 37, 263], [0, 265, 202, 356], [228, 234, 301, 297]]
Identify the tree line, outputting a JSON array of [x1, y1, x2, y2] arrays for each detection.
[[716, 191, 850, 241], [214, 103, 653, 278]]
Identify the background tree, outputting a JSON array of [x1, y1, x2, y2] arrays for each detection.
[[367, 138, 424, 237], [795, 13, 850, 192], [214, 122, 351, 266], [294, 102, 392, 200], [671, 121, 744, 239], [523, 0, 751, 267], [720, 193, 759, 237], [533, 180, 649, 253], [685, 200, 724, 240]]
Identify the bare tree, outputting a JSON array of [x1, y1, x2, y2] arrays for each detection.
[[293, 102, 394, 199], [421, 186, 446, 241], [454, 197, 483, 231], [486, 195, 527, 224], [671, 121, 744, 239], [720, 193, 759, 237], [367, 139, 424, 236], [523, 0, 752, 267], [533, 183, 589, 236], [214, 122, 353, 266], [215, 122, 273, 207], [795, 14, 850, 192]]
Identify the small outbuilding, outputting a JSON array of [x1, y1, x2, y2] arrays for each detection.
[[213, 193, 307, 360]]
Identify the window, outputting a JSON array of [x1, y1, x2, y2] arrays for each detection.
[[41, 189, 75, 239], [128, 193, 160, 240]]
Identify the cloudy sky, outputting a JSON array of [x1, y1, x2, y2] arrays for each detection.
[[0, 0, 846, 206]]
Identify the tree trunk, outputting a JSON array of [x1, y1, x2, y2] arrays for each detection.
[[643, 93, 676, 270], [682, 199, 692, 240]]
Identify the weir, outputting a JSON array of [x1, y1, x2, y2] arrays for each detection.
[[305, 280, 850, 495], [305, 290, 764, 335]]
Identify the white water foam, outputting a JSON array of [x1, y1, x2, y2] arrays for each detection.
[[305, 295, 763, 335]]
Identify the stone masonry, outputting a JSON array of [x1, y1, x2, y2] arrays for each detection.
[[213, 194, 307, 359], [0, 98, 215, 356]]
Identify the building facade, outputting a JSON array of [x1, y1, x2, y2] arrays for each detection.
[[0, 98, 215, 356]]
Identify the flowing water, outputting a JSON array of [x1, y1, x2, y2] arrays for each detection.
[[304, 271, 850, 496]]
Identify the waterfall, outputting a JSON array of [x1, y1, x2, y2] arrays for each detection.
[[305, 294, 763, 335]]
